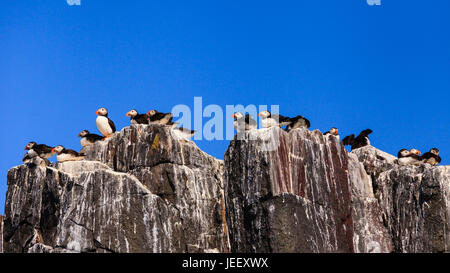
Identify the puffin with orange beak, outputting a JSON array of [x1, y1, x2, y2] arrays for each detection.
[[422, 148, 441, 166], [323, 127, 338, 136], [232, 112, 257, 132], [78, 130, 104, 147], [52, 145, 85, 162], [24, 141, 54, 160], [397, 149, 422, 166], [96, 107, 116, 139], [126, 109, 149, 125], [258, 110, 292, 128], [147, 110, 174, 125]]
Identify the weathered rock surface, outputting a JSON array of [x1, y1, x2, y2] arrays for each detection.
[[0, 215, 3, 253], [224, 127, 448, 253], [3, 124, 228, 253], [354, 146, 450, 252], [3, 125, 449, 253], [224, 127, 388, 252]]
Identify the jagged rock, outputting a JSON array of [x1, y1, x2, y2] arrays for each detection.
[[352, 147, 450, 252], [224, 127, 392, 253], [3, 124, 228, 253], [0, 215, 3, 253]]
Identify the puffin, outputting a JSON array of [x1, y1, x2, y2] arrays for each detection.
[[78, 130, 104, 147], [257, 110, 292, 128], [397, 149, 422, 166], [342, 129, 373, 151], [126, 109, 149, 125], [172, 127, 197, 141], [232, 112, 257, 131], [323, 127, 339, 136], [147, 110, 174, 125], [285, 115, 310, 132], [421, 148, 441, 166], [96, 107, 116, 139], [24, 142, 54, 159], [52, 145, 85, 162]]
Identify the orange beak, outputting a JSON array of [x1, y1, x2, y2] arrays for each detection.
[[51, 148, 56, 154], [417, 150, 421, 155], [231, 114, 236, 118], [257, 113, 262, 117], [126, 113, 131, 117], [95, 110, 99, 115], [24, 146, 28, 150]]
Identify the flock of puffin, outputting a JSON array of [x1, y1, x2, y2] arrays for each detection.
[[22, 108, 442, 166]]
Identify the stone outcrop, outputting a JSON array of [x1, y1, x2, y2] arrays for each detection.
[[3, 124, 228, 253], [0, 215, 3, 253], [353, 146, 450, 252], [224, 127, 392, 253], [3, 125, 449, 253]]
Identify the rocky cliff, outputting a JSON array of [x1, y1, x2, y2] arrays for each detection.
[[2, 125, 449, 253], [3, 124, 228, 253], [0, 215, 3, 253]]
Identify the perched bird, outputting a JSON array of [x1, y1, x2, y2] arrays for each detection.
[[421, 148, 441, 166], [285, 115, 310, 132], [397, 149, 422, 166], [147, 110, 174, 125], [342, 129, 373, 151], [258, 110, 292, 128], [24, 142, 54, 159], [96, 107, 116, 139], [52, 145, 85, 162], [232, 112, 257, 132], [126, 109, 149, 125], [22, 153, 32, 164], [172, 127, 197, 141], [323, 127, 339, 136], [78, 130, 104, 147]]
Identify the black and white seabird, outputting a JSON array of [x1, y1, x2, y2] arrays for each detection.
[[78, 130, 104, 147], [421, 148, 441, 166], [126, 109, 149, 125], [96, 107, 116, 139], [232, 112, 257, 132], [342, 129, 373, 151], [52, 145, 85, 162], [323, 127, 339, 136], [22, 153, 32, 164], [257, 110, 291, 128], [285, 115, 310, 132], [24, 142, 54, 159], [172, 127, 197, 141], [147, 110, 174, 125], [397, 149, 422, 166]]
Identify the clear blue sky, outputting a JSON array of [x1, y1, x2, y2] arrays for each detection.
[[1, 0, 449, 214]]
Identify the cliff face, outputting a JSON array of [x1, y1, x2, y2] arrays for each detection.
[[224, 128, 392, 253], [0, 215, 3, 253], [3, 125, 449, 253], [3, 124, 228, 253]]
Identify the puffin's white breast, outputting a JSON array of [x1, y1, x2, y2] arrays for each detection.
[[80, 137, 91, 147], [96, 116, 113, 136], [262, 118, 279, 128]]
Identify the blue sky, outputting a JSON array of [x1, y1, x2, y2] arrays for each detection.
[[1, 0, 449, 214]]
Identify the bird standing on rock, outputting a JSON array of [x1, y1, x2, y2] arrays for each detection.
[[78, 130, 104, 147], [342, 129, 373, 151], [24, 142, 54, 160], [258, 110, 292, 128], [126, 109, 149, 125], [96, 107, 116, 139], [232, 112, 257, 132], [285, 115, 310, 132], [52, 145, 85, 162], [422, 148, 441, 166], [397, 149, 422, 166], [323, 127, 339, 136], [147, 110, 174, 125]]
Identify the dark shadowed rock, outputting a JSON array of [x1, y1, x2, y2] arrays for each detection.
[[0, 215, 3, 253], [3, 125, 228, 253]]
